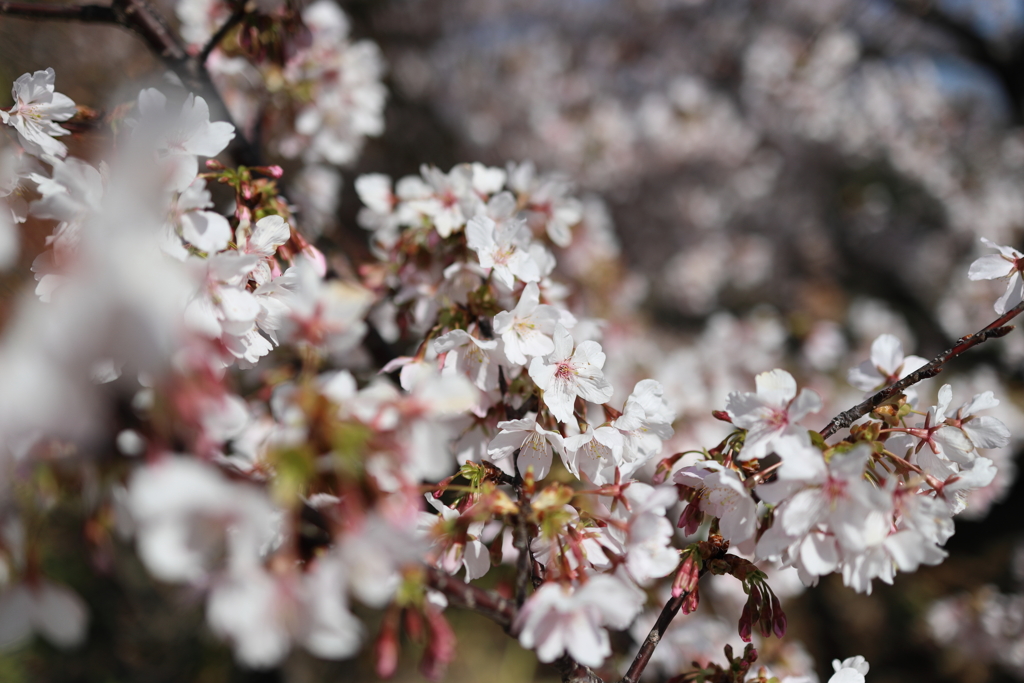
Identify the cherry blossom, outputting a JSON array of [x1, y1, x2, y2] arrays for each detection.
[[0, 580, 88, 649], [969, 237, 1024, 314], [466, 214, 541, 289], [487, 411, 566, 479], [847, 334, 927, 394], [675, 461, 758, 545], [493, 282, 561, 365], [514, 575, 644, 667], [0, 68, 76, 159], [725, 369, 822, 460], [134, 89, 235, 192], [528, 324, 614, 423]]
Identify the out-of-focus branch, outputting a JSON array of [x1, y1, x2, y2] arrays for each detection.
[[892, 0, 1024, 123], [820, 299, 1024, 439], [555, 654, 603, 683], [422, 566, 516, 630], [0, 0, 260, 166], [200, 2, 245, 64]]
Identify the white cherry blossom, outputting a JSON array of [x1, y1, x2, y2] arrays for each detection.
[[675, 461, 758, 545], [528, 324, 614, 424], [725, 368, 822, 460], [493, 282, 561, 365], [969, 237, 1024, 313], [514, 574, 644, 667], [847, 334, 927, 393], [1, 68, 76, 159], [487, 411, 566, 480], [466, 214, 541, 289]]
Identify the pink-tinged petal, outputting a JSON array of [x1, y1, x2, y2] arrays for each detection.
[[828, 668, 865, 683], [945, 457, 997, 492], [487, 429, 528, 463], [574, 373, 613, 405], [968, 254, 1012, 280], [550, 324, 573, 361], [995, 270, 1024, 314], [830, 444, 872, 480], [980, 237, 1022, 259], [847, 360, 884, 391], [869, 334, 903, 375], [781, 489, 825, 537], [0, 586, 32, 648], [961, 391, 999, 415], [754, 369, 797, 407], [934, 427, 976, 465], [963, 416, 1010, 449], [518, 430, 555, 479], [572, 340, 607, 371], [508, 249, 540, 283], [462, 541, 490, 581], [528, 357, 557, 392], [788, 387, 822, 422], [799, 534, 839, 576], [181, 210, 231, 253], [543, 376, 578, 424], [465, 216, 495, 254], [33, 582, 88, 647]]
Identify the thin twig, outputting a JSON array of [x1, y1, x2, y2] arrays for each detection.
[[422, 566, 516, 630], [199, 3, 246, 65], [554, 654, 604, 683], [0, 0, 260, 166], [820, 299, 1024, 439]]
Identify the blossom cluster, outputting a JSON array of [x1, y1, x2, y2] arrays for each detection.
[[1, 23, 1014, 677]]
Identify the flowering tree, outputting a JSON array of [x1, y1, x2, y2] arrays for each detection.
[[0, 1, 1021, 682]]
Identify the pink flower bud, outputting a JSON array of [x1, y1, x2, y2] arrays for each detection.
[[671, 553, 700, 598], [770, 591, 787, 638], [738, 601, 753, 643], [676, 499, 703, 536], [420, 607, 457, 682], [681, 585, 699, 615], [374, 615, 399, 679]]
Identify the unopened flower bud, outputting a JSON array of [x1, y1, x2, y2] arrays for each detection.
[[681, 585, 699, 614], [672, 553, 701, 598]]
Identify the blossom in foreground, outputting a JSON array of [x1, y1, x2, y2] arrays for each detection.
[[725, 369, 821, 460], [0, 580, 88, 649], [828, 655, 869, 683], [0, 68, 77, 159], [969, 237, 1024, 313], [528, 324, 613, 423], [514, 575, 644, 667], [847, 334, 927, 394], [929, 384, 1010, 465], [135, 89, 235, 192]]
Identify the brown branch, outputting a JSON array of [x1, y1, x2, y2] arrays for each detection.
[[199, 2, 246, 65], [0, 0, 260, 167], [422, 566, 516, 630], [620, 579, 701, 683], [820, 299, 1024, 439], [555, 655, 604, 683]]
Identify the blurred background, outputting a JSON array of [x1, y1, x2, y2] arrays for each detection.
[[5, 0, 1024, 681]]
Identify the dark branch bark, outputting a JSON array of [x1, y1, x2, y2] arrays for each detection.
[[820, 299, 1024, 439], [0, 0, 260, 166], [555, 655, 603, 683], [620, 580, 701, 683], [422, 566, 516, 630], [199, 3, 246, 65], [892, 0, 1024, 124]]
